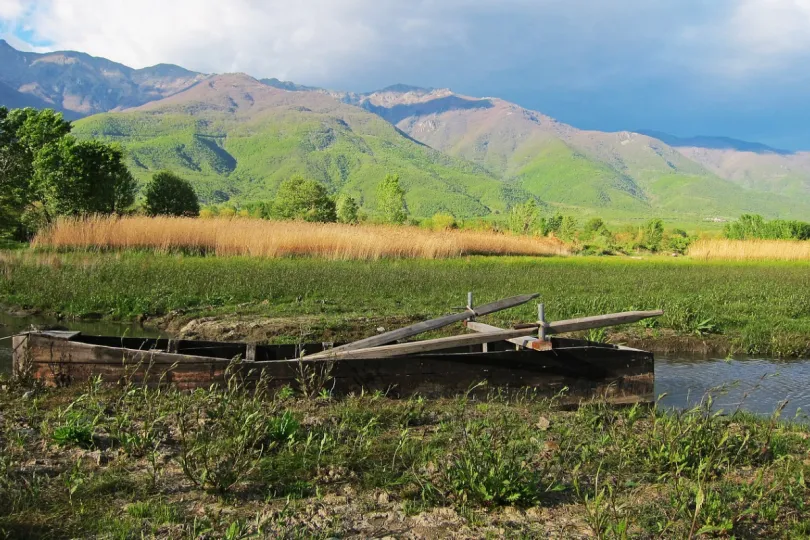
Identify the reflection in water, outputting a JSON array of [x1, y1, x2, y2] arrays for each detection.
[[655, 355, 810, 421], [2, 313, 808, 419]]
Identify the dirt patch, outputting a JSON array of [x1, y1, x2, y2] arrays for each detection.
[[609, 328, 735, 356], [160, 313, 426, 344]]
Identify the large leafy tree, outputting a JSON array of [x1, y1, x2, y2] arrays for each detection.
[[143, 171, 200, 217], [32, 137, 137, 217], [272, 175, 336, 222], [376, 174, 408, 224], [0, 108, 72, 232]]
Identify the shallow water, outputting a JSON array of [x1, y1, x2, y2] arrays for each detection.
[[655, 355, 810, 420], [1, 314, 807, 418], [0, 312, 162, 375]]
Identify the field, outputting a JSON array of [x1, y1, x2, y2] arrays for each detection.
[[32, 216, 569, 259], [690, 238, 810, 262], [2, 373, 810, 538], [2, 251, 809, 357]]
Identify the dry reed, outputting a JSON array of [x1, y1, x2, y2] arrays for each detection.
[[689, 238, 810, 261], [33, 216, 569, 260]]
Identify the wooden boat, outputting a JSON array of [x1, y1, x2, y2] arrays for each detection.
[[11, 293, 662, 404], [12, 331, 654, 404]]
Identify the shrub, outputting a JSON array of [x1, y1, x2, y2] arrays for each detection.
[[507, 200, 539, 235], [336, 195, 359, 224], [273, 176, 337, 223], [428, 212, 457, 231], [640, 218, 664, 252], [143, 171, 200, 217]]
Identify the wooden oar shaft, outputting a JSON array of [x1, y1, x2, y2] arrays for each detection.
[[513, 310, 664, 334], [318, 293, 539, 356], [306, 327, 543, 361]]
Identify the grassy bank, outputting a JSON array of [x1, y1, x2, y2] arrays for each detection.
[[1, 375, 809, 538], [1, 251, 810, 357]]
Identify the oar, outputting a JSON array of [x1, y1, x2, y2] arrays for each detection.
[[304, 293, 538, 359], [512, 310, 664, 334], [304, 327, 544, 361]]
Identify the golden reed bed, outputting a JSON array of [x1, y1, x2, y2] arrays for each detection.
[[33, 216, 569, 260], [689, 238, 810, 261]]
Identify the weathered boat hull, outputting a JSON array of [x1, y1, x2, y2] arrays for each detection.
[[12, 332, 654, 404]]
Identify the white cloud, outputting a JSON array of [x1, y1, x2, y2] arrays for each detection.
[[0, 0, 24, 19], [1, 0, 809, 87], [2, 0, 457, 83]]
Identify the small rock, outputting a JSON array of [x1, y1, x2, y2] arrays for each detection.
[[22, 390, 35, 400], [376, 327, 386, 333], [535, 417, 551, 431], [17, 428, 36, 439], [376, 491, 390, 505]]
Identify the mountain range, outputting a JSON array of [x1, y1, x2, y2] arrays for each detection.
[[1, 39, 809, 221]]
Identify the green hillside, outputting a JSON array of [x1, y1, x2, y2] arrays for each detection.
[[360, 88, 810, 220], [72, 74, 529, 218]]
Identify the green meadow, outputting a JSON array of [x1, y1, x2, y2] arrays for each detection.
[[1, 251, 808, 357]]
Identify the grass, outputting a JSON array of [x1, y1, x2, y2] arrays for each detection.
[[1, 372, 809, 538], [32, 216, 570, 259], [690, 238, 810, 261], [1, 250, 809, 357]]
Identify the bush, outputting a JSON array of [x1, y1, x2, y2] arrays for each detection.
[[640, 218, 664, 252], [336, 195, 359, 224], [428, 212, 457, 231], [143, 171, 200, 217], [507, 200, 539, 235], [724, 214, 810, 240], [273, 176, 337, 223]]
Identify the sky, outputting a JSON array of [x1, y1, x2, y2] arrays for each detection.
[[1, 0, 809, 150]]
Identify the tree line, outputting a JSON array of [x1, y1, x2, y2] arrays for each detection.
[[723, 214, 810, 241], [0, 107, 413, 239], [0, 107, 136, 238], [199, 174, 409, 226]]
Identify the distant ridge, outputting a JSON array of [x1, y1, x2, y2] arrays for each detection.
[[636, 130, 792, 155], [259, 78, 320, 92], [0, 39, 205, 116], [2, 39, 809, 219]]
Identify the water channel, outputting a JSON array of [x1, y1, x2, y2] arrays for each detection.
[[1, 313, 808, 419]]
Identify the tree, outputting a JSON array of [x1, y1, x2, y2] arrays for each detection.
[[32, 137, 136, 218], [377, 174, 408, 224], [0, 107, 72, 234], [272, 175, 337, 222], [507, 199, 539, 235], [559, 216, 579, 241], [336, 194, 359, 224], [143, 171, 200, 217], [640, 218, 664, 251]]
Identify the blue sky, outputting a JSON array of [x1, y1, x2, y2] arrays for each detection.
[[2, 0, 809, 149]]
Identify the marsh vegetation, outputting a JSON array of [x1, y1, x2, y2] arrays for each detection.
[[2, 370, 810, 538]]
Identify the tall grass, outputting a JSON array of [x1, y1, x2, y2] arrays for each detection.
[[689, 238, 810, 261], [33, 216, 569, 260]]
